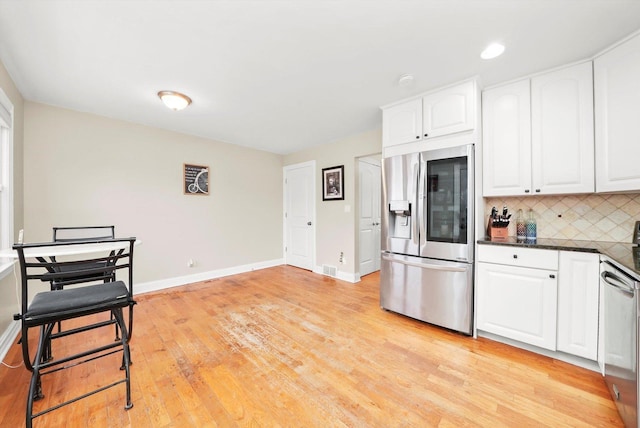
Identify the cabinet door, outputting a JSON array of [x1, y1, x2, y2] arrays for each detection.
[[557, 251, 599, 360], [598, 263, 605, 375], [423, 80, 475, 139], [531, 62, 595, 194], [482, 80, 532, 196], [595, 33, 640, 192], [477, 262, 558, 350], [382, 99, 423, 147]]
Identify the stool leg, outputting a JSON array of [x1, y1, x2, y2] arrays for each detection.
[[113, 308, 133, 410], [42, 322, 54, 363], [113, 312, 121, 341], [26, 324, 52, 428]]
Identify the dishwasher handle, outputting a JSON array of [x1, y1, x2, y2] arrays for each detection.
[[382, 254, 467, 273], [601, 270, 636, 296]]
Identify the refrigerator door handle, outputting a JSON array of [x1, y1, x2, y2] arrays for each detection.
[[411, 159, 422, 249], [381, 254, 467, 272], [417, 159, 426, 248]]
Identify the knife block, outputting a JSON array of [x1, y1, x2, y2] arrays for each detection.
[[487, 217, 509, 241]]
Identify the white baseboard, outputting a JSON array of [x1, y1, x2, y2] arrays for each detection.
[[134, 258, 285, 295], [338, 271, 359, 283], [312, 265, 360, 283], [0, 319, 20, 365]]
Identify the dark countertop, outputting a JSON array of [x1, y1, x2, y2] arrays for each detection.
[[477, 237, 640, 278]]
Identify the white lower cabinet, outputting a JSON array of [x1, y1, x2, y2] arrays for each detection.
[[477, 246, 559, 351], [556, 251, 600, 360], [477, 245, 601, 362]]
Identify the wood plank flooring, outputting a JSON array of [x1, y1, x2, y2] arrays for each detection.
[[0, 266, 623, 427]]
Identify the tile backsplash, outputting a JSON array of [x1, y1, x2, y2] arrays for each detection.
[[484, 193, 640, 243]]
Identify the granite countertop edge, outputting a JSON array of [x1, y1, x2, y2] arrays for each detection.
[[477, 237, 640, 278]]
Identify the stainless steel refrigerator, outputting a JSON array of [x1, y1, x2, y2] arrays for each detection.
[[380, 144, 474, 335]]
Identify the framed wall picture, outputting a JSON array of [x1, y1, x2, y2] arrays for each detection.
[[322, 165, 344, 201], [184, 164, 209, 195]]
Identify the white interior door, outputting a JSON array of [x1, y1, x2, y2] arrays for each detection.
[[284, 161, 315, 270], [359, 157, 381, 277]]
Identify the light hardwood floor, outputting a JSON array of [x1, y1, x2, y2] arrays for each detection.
[[0, 266, 623, 427]]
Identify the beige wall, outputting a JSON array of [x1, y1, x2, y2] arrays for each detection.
[[0, 60, 24, 335], [283, 128, 381, 279], [23, 102, 284, 284], [1, 68, 379, 345]]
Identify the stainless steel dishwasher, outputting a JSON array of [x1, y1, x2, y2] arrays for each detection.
[[601, 259, 639, 428]]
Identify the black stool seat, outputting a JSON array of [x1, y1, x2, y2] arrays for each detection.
[[26, 281, 130, 325]]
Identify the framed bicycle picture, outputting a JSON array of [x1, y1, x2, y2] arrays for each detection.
[[184, 163, 209, 195], [322, 165, 344, 201]]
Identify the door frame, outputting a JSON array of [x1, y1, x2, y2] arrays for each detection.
[[356, 153, 382, 279], [283, 160, 316, 270]]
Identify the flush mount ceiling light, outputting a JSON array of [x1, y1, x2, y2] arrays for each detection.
[[157, 90, 192, 111], [481, 43, 505, 60]]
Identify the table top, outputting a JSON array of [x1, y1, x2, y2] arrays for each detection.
[[0, 239, 141, 259]]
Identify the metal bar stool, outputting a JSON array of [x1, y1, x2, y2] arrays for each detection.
[[13, 237, 136, 428]]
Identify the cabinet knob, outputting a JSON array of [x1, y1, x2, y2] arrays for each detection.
[[524, 189, 530, 193], [513, 254, 518, 259], [416, 136, 420, 139], [535, 189, 541, 193], [549, 274, 556, 279], [424, 133, 429, 137]]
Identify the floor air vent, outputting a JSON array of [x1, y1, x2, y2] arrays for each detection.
[[322, 264, 337, 277]]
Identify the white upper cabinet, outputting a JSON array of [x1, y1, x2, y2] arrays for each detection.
[[482, 79, 532, 196], [382, 99, 423, 147], [422, 80, 475, 139], [382, 79, 476, 149], [483, 62, 595, 196], [594, 33, 640, 192], [531, 62, 595, 194]]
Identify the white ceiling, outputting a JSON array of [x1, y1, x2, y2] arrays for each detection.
[[1, 1, 640, 155]]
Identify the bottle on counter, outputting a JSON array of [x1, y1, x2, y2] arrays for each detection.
[[526, 209, 537, 241], [516, 209, 526, 240]]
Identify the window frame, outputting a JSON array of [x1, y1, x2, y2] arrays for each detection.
[[0, 88, 14, 280]]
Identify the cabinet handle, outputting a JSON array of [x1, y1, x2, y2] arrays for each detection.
[[513, 254, 518, 259], [549, 274, 556, 279], [535, 189, 541, 193], [524, 189, 530, 193]]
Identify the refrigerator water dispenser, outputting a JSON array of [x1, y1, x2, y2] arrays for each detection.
[[388, 200, 411, 239]]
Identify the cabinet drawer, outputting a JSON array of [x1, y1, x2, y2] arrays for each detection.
[[477, 245, 558, 270]]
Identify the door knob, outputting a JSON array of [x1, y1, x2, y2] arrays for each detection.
[[307, 221, 312, 226]]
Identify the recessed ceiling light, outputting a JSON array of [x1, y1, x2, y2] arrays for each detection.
[[158, 91, 192, 111], [481, 43, 505, 60]]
